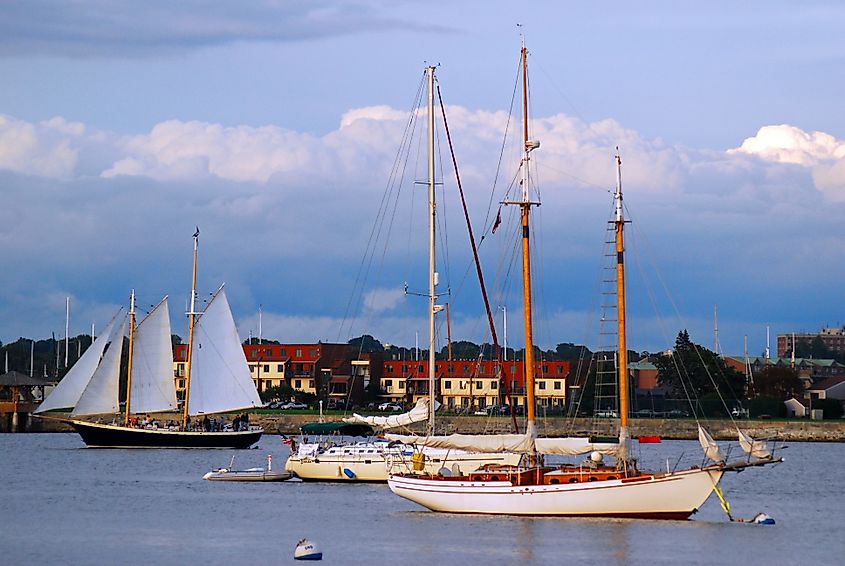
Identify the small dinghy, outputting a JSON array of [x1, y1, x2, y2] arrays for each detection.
[[294, 539, 322, 561], [203, 454, 293, 482]]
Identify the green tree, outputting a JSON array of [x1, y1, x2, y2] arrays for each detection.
[[555, 343, 592, 361], [348, 334, 384, 353], [655, 330, 746, 399], [753, 366, 803, 399]]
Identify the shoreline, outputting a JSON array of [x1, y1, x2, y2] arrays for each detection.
[[13, 412, 845, 442]]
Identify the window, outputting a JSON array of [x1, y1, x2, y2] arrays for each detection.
[[386, 364, 393, 372], [310, 349, 317, 357], [280, 348, 286, 357], [542, 365, 549, 373], [557, 365, 563, 373], [463, 365, 470, 375], [277, 364, 283, 372], [444, 380, 451, 389], [401, 365, 408, 373], [554, 381, 562, 390], [296, 348, 302, 357], [177, 363, 185, 376], [384, 379, 393, 388], [250, 365, 256, 373], [448, 365, 454, 373], [265, 348, 272, 356], [309, 380, 314, 388], [264, 364, 270, 373], [539, 382, 546, 390], [294, 380, 301, 389], [509, 366, 516, 374], [492, 380, 498, 390], [418, 364, 424, 373], [399, 381, 405, 390]]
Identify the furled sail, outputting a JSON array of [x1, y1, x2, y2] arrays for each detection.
[[738, 430, 772, 459], [72, 317, 127, 416], [535, 436, 628, 459], [130, 297, 178, 414], [187, 287, 262, 415], [34, 312, 121, 414], [698, 425, 725, 463], [386, 431, 536, 453], [343, 398, 440, 429]]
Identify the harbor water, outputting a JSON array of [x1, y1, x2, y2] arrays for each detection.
[[1, 433, 842, 565]]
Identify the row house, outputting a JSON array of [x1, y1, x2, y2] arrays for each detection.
[[722, 356, 845, 388], [173, 342, 362, 402], [777, 328, 845, 358], [379, 359, 570, 411]]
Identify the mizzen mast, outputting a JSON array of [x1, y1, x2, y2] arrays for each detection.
[[182, 229, 200, 429]]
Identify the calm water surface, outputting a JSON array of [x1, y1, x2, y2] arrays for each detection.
[[1, 434, 842, 565]]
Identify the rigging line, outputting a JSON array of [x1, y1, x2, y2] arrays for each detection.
[[336, 72, 427, 339], [530, 52, 586, 125], [482, 55, 523, 233]]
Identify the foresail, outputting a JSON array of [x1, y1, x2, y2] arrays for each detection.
[[343, 398, 439, 429], [738, 430, 772, 459], [385, 431, 536, 454], [698, 425, 725, 463], [188, 287, 262, 415], [72, 317, 126, 416], [130, 297, 178, 414], [34, 312, 121, 414]]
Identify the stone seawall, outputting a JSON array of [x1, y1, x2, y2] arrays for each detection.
[[18, 413, 845, 442]]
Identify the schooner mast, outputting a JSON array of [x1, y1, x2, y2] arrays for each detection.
[[182, 229, 200, 429], [123, 289, 136, 426], [614, 148, 631, 463], [425, 66, 442, 436]]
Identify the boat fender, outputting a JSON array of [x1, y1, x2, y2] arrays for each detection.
[[294, 539, 322, 561], [343, 468, 356, 479]]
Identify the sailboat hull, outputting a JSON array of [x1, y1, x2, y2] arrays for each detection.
[[70, 420, 263, 449], [388, 467, 724, 519]]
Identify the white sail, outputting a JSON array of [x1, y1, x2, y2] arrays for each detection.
[[188, 287, 262, 415], [738, 430, 772, 459], [386, 430, 536, 454], [34, 313, 121, 414], [72, 317, 126, 416], [698, 425, 725, 463], [130, 297, 177, 414], [535, 437, 628, 459], [343, 398, 440, 429]]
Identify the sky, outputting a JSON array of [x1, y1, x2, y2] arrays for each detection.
[[2, 1, 844, 357]]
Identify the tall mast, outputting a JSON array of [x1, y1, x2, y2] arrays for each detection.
[[64, 297, 70, 368], [124, 289, 136, 426], [503, 41, 540, 444], [614, 148, 631, 458], [426, 65, 439, 436], [182, 229, 200, 428]]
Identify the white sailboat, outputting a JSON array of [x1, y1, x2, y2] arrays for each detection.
[[285, 66, 519, 481], [35, 231, 264, 448], [387, 43, 781, 518]]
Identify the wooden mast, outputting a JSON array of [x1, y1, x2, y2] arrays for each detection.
[[614, 149, 631, 458], [123, 289, 136, 426], [182, 229, 200, 429], [503, 41, 540, 447]]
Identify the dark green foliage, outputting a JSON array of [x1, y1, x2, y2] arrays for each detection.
[[753, 366, 804, 399], [348, 334, 384, 353], [749, 395, 787, 418], [655, 330, 746, 400], [554, 343, 592, 361], [813, 398, 844, 419]]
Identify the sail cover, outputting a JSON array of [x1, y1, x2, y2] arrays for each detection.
[[535, 436, 628, 459], [35, 312, 121, 414], [72, 317, 126, 416], [738, 430, 772, 459], [386, 431, 537, 453], [187, 287, 262, 415], [343, 398, 440, 429], [130, 297, 178, 414], [698, 425, 725, 463]]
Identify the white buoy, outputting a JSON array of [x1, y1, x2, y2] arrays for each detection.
[[294, 539, 322, 561]]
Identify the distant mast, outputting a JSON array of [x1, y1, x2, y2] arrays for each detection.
[[614, 147, 631, 462], [182, 229, 200, 429], [65, 297, 70, 368], [124, 289, 136, 426], [713, 304, 721, 354]]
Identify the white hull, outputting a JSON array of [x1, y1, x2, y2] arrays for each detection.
[[387, 467, 724, 519], [285, 443, 521, 482]]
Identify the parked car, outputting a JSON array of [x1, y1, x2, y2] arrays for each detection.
[[378, 402, 403, 412], [595, 409, 619, 418], [279, 401, 307, 410], [667, 409, 690, 418], [634, 409, 654, 418]]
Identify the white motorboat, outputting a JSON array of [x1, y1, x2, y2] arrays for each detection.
[[204, 454, 293, 482]]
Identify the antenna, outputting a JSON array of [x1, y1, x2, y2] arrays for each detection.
[[713, 304, 721, 354]]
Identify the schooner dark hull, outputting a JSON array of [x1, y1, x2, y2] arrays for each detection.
[[70, 420, 263, 449]]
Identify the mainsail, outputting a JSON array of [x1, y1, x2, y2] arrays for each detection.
[[738, 430, 772, 459], [187, 286, 262, 415], [698, 425, 725, 463], [343, 398, 440, 429], [72, 317, 127, 416], [130, 298, 177, 414], [34, 312, 121, 414]]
